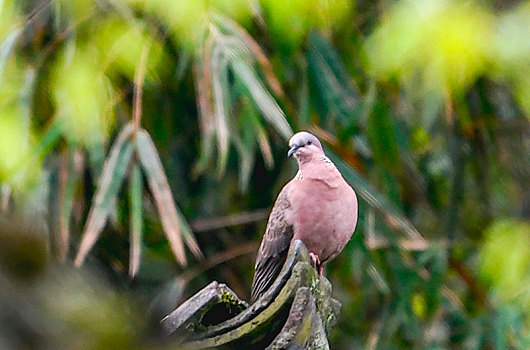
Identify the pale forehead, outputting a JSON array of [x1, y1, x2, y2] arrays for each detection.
[[289, 131, 318, 146]]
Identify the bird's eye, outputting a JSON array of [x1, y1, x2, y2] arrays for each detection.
[[307, 140, 312, 145]]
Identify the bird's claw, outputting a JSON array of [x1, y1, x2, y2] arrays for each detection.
[[309, 252, 319, 267], [309, 252, 323, 276]]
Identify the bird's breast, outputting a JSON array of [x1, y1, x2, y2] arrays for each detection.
[[289, 179, 358, 262]]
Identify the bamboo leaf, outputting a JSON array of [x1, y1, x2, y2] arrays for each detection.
[[230, 55, 292, 140], [193, 50, 215, 175], [297, 62, 311, 126], [128, 162, 143, 277], [175, 205, 203, 259], [135, 129, 202, 265], [87, 140, 105, 181], [307, 30, 361, 124], [5, 119, 63, 183], [35, 120, 64, 158], [212, 14, 284, 97], [74, 123, 134, 267], [238, 97, 274, 169], [366, 101, 402, 174], [58, 147, 79, 263], [255, 122, 274, 169], [232, 127, 255, 193], [327, 149, 425, 242], [210, 43, 230, 175], [228, 96, 258, 193], [0, 27, 21, 84], [87, 140, 119, 226], [367, 263, 391, 295]]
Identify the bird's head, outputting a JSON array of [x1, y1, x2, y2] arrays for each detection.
[[287, 131, 324, 160]]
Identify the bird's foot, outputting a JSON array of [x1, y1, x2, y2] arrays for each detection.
[[309, 252, 322, 276], [309, 252, 319, 267]]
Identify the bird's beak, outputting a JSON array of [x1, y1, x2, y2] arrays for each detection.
[[288, 145, 299, 157]]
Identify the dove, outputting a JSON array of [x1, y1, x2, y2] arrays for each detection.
[[251, 131, 358, 302]]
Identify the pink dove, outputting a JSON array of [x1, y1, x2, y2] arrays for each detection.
[[251, 131, 358, 302]]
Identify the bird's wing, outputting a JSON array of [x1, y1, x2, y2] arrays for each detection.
[[250, 184, 294, 302]]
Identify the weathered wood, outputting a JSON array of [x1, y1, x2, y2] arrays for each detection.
[[192, 240, 311, 340], [266, 287, 329, 350], [161, 281, 249, 337], [312, 277, 341, 335], [160, 240, 341, 349]]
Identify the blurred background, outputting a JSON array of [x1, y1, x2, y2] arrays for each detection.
[[0, 0, 529, 348]]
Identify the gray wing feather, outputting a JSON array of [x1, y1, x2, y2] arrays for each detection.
[[250, 186, 294, 302]]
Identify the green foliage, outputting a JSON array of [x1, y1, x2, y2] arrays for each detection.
[[53, 51, 111, 146], [0, 0, 529, 349], [261, 0, 353, 52], [480, 219, 530, 310], [307, 30, 361, 127], [367, 0, 494, 95]]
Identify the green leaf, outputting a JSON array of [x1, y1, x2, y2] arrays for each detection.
[[58, 147, 79, 263], [366, 101, 402, 175], [35, 120, 64, 158], [5, 119, 63, 184], [74, 123, 135, 267], [480, 219, 530, 308], [135, 129, 202, 265], [174, 205, 203, 261], [367, 263, 391, 295], [230, 54, 292, 140], [128, 162, 143, 277], [232, 124, 255, 193], [210, 43, 230, 175], [86, 138, 105, 185], [307, 30, 361, 125], [87, 139, 120, 226], [193, 57, 216, 176], [0, 28, 21, 85], [251, 115, 274, 169], [297, 63, 311, 126], [212, 14, 284, 97]]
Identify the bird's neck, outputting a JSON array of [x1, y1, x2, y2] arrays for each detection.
[[296, 154, 340, 182]]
